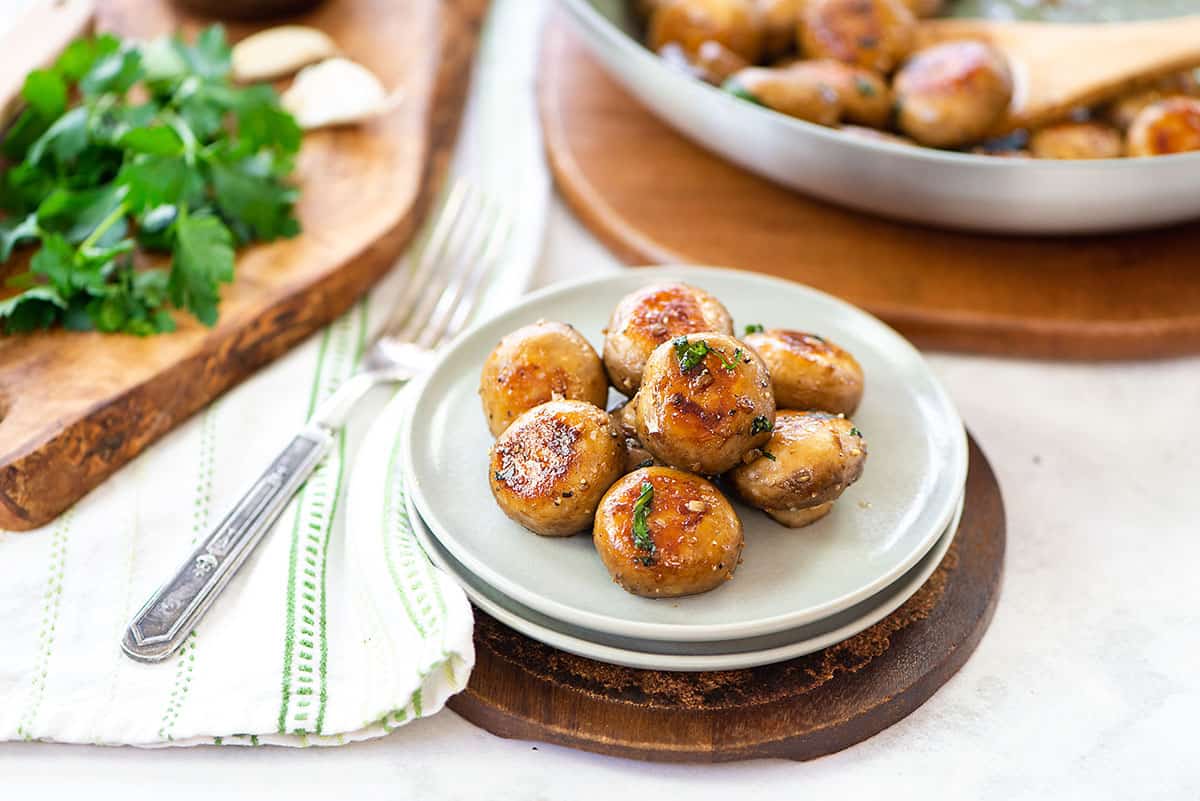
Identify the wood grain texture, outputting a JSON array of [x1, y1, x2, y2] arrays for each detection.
[[917, 15, 1200, 132], [448, 435, 1004, 764], [539, 22, 1200, 361], [0, 0, 487, 531]]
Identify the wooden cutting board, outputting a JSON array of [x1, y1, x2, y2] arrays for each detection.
[[540, 21, 1200, 361], [449, 434, 1004, 763], [0, 0, 486, 531]]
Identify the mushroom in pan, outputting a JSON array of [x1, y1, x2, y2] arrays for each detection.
[[799, 0, 917, 74], [892, 40, 1013, 148], [1126, 97, 1200, 157], [648, 0, 766, 63]]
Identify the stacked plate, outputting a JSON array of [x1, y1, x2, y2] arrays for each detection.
[[392, 267, 968, 672]]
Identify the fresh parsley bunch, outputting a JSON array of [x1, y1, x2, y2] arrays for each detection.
[[0, 25, 302, 335]]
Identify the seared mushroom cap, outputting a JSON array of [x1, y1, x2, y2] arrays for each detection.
[[594, 466, 744, 598], [480, 320, 608, 437], [489, 400, 624, 537], [635, 332, 775, 475]]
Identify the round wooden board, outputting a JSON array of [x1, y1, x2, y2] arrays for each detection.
[[446, 435, 1005, 763], [539, 21, 1200, 361]]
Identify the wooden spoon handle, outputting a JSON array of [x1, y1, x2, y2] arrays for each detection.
[[0, 0, 96, 128]]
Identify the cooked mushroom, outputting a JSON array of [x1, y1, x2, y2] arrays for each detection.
[[743, 329, 864, 414], [1029, 121, 1124, 159], [480, 320, 609, 437], [727, 410, 867, 527], [593, 466, 744, 597], [893, 40, 1013, 148], [725, 64, 843, 125], [1127, 97, 1200, 157], [757, 0, 803, 58], [489, 400, 624, 537], [603, 282, 734, 396], [799, 0, 916, 74], [610, 396, 659, 474], [648, 0, 766, 63], [635, 332, 775, 475]]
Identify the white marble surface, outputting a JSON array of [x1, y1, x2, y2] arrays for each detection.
[[3, 0, 1200, 796], [4, 199, 1199, 800]]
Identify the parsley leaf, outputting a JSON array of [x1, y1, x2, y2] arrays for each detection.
[[0, 25, 301, 335], [0, 285, 66, 332], [0, 214, 39, 262], [169, 210, 234, 326], [632, 480, 656, 563], [751, 415, 774, 435], [22, 69, 67, 119], [27, 106, 89, 166], [118, 156, 203, 213], [210, 160, 299, 243], [744, 323, 764, 335]]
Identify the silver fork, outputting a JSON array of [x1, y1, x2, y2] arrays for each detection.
[[122, 180, 511, 663]]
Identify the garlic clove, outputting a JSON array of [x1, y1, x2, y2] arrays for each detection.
[[231, 25, 338, 83], [281, 57, 399, 129]]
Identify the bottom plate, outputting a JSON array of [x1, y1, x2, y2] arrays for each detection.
[[410, 491, 963, 671]]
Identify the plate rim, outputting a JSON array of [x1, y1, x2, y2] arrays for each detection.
[[402, 265, 969, 642], [407, 485, 963, 671]]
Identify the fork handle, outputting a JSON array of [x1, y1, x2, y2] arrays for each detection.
[[121, 424, 335, 663]]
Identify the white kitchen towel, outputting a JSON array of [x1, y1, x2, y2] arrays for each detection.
[[0, 0, 549, 748]]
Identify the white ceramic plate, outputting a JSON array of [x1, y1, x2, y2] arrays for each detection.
[[403, 267, 967, 642], [408, 489, 962, 671]]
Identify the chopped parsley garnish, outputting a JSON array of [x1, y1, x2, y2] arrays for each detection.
[[632, 480, 656, 563], [493, 468, 512, 484], [744, 323, 764, 335], [751, 415, 774, 435], [0, 26, 301, 334], [673, 335, 738, 373], [673, 335, 709, 371], [762, 450, 777, 461], [850, 427, 862, 437], [636, 458, 655, 469]]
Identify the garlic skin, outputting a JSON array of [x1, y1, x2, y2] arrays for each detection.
[[281, 57, 398, 129], [231, 25, 338, 83]]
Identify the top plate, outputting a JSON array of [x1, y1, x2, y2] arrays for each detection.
[[402, 266, 967, 641]]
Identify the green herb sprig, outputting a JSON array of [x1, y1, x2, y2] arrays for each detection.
[[751, 415, 774, 435], [0, 25, 301, 335], [632, 479, 656, 566], [673, 335, 739, 373]]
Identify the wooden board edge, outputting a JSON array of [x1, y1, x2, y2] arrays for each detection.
[[0, 0, 487, 532]]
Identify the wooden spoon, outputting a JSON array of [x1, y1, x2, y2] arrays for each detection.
[[0, 0, 95, 128], [916, 15, 1200, 132]]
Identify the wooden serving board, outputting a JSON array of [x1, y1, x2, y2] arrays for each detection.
[[0, 0, 487, 531], [447, 435, 1004, 763], [540, 21, 1200, 361]]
